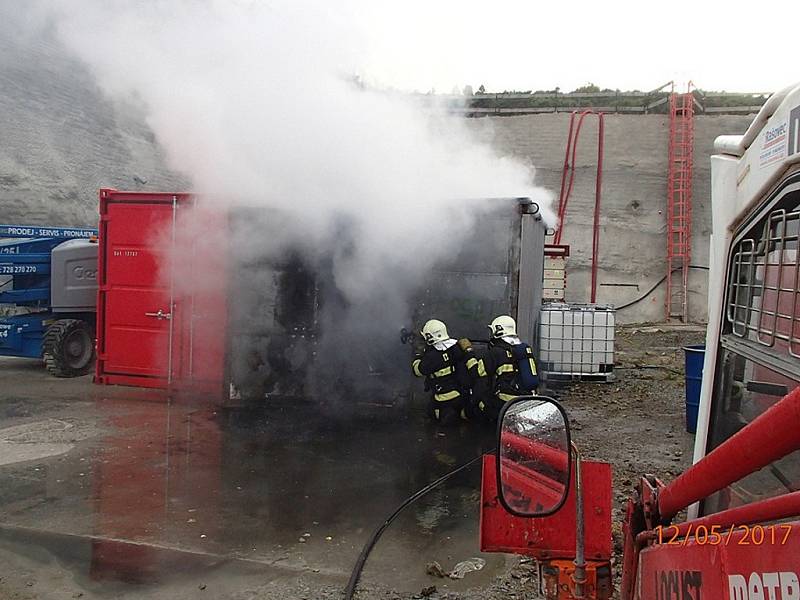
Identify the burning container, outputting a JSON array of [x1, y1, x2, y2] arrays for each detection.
[[224, 197, 547, 409], [95, 191, 547, 408]]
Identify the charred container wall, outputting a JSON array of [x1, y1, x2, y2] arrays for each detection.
[[226, 209, 320, 403], [226, 198, 546, 412], [407, 198, 546, 400]]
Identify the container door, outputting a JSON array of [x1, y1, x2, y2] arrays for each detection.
[[170, 200, 228, 396], [96, 192, 178, 388]]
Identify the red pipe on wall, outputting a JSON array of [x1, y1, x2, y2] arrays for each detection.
[[555, 111, 586, 240], [591, 116, 604, 303], [556, 114, 577, 230], [658, 386, 800, 520], [554, 110, 605, 303]]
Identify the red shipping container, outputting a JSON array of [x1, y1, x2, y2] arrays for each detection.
[[95, 189, 227, 396]]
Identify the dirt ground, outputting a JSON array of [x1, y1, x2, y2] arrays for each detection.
[[562, 324, 704, 591], [0, 324, 705, 600]]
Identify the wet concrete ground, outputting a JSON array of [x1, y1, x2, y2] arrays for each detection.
[[0, 325, 703, 599], [0, 357, 509, 599]]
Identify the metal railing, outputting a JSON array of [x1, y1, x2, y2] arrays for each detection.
[[727, 206, 800, 357]]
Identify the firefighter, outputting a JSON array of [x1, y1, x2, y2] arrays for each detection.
[[479, 315, 539, 422], [411, 319, 485, 425]]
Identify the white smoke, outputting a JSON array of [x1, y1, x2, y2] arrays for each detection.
[[46, 1, 552, 295], [39, 0, 554, 402]]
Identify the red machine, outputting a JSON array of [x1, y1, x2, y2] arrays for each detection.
[[484, 390, 800, 599], [481, 85, 800, 599]]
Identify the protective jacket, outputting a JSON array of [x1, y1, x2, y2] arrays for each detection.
[[412, 339, 484, 422], [481, 335, 538, 416]]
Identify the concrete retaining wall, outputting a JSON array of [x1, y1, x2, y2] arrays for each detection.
[[465, 112, 755, 323]]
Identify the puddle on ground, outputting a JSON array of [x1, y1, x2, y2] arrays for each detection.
[[0, 439, 74, 465], [0, 418, 89, 465], [0, 393, 505, 595]]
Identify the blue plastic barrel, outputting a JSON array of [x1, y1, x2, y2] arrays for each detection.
[[683, 345, 705, 434]]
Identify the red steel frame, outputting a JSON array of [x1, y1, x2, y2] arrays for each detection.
[[657, 386, 800, 519], [619, 385, 800, 600], [481, 386, 800, 599], [634, 524, 800, 600], [480, 456, 613, 561], [665, 88, 695, 321]]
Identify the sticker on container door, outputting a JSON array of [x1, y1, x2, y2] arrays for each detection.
[[112, 248, 140, 258]]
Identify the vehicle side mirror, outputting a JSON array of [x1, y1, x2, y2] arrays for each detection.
[[497, 396, 572, 517]]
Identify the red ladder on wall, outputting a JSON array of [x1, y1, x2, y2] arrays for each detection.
[[665, 89, 694, 321]]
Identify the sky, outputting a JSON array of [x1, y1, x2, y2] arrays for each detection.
[[349, 0, 794, 93]]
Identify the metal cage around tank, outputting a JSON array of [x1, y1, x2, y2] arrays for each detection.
[[538, 303, 615, 382]]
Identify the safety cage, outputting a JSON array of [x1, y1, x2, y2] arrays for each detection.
[[704, 171, 800, 515], [725, 173, 800, 370]]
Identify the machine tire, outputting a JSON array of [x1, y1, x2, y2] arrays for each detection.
[[43, 319, 95, 377]]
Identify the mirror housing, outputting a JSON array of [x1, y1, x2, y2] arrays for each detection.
[[496, 396, 572, 517]]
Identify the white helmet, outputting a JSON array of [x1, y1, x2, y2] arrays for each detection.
[[489, 315, 516, 338], [421, 319, 449, 345]]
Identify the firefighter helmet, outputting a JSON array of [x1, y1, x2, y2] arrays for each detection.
[[489, 315, 516, 338], [421, 319, 449, 345]]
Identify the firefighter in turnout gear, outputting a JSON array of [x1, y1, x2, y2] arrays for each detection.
[[479, 315, 539, 422], [412, 319, 486, 425]]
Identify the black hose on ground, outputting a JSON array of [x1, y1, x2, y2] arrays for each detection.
[[344, 453, 487, 600], [615, 265, 709, 311]]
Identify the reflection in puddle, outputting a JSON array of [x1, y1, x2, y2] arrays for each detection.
[[0, 395, 501, 593]]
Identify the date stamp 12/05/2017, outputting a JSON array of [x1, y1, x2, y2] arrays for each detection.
[[656, 524, 793, 547]]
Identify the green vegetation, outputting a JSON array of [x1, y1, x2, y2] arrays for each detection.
[[460, 85, 770, 115]]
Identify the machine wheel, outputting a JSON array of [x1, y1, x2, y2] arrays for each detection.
[[43, 319, 95, 377]]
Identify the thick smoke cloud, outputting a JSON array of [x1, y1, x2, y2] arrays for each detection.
[[44, 0, 553, 405]]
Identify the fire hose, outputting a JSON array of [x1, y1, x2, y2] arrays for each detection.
[[615, 265, 709, 311], [344, 453, 488, 600]]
